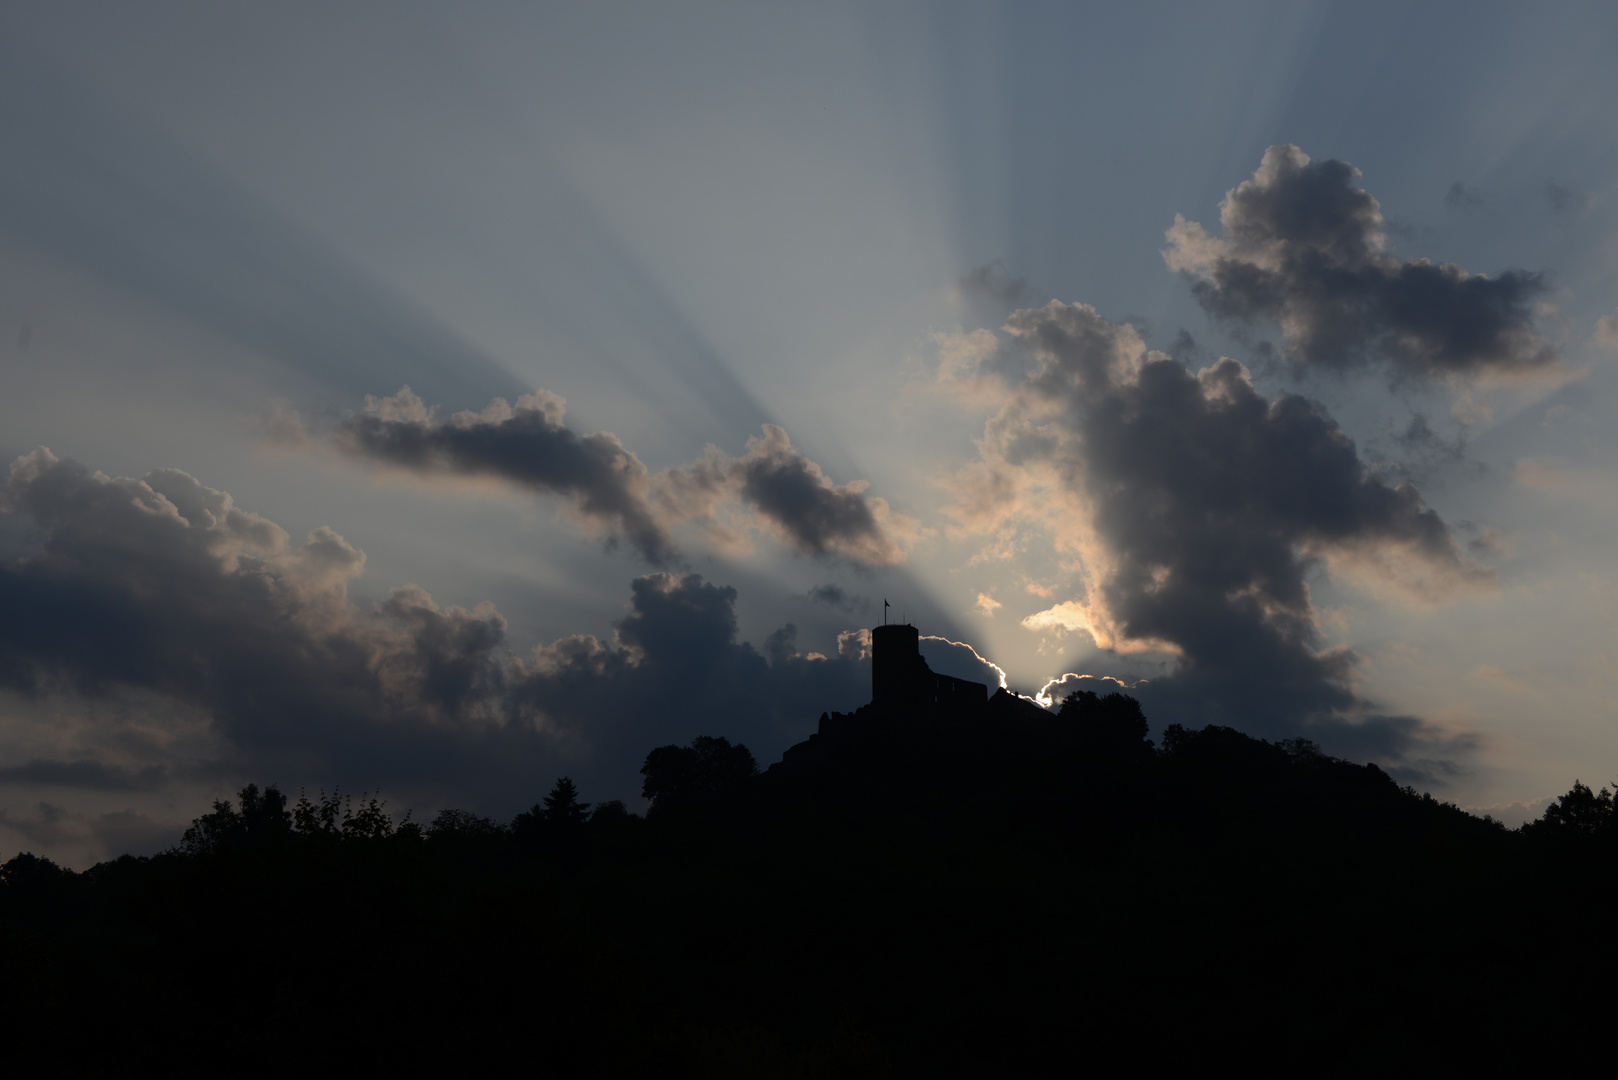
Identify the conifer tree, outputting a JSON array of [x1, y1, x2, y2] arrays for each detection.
[[542, 776, 591, 826]]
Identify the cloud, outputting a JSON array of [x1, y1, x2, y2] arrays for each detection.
[[89, 808, 181, 858], [806, 584, 864, 613], [918, 636, 1009, 691], [1165, 145, 1558, 383], [0, 759, 166, 791], [0, 446, 502, 740], [0, 448, 870, 813], [1445, 182, 1485, 210], [335, 387, 674, 563], [1514, 456, 1570, 492], [957, 261, 1039, 325], [258, 401, 313, 451], [1471, 665, 1530, 693], [1543, 180, 1588, 215], [458, 571, 875, 776], [1596, 311, 1618, 350], [929, 328, 1027, 406], [0, 801, 77, 850], [661, 424, 916, 566], [332, 388, 915, 567], [1021, 600, 1108, 640], [0, 799, 180, 861], [1512, 456, 1618, 508], [946, 301, 1492, 762]]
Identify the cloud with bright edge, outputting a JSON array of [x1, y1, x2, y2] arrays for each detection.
[[0, 448, 873, 813], [932, 151, 1531, 767]]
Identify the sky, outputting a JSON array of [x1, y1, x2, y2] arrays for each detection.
[[4, 1, 1618, 866]]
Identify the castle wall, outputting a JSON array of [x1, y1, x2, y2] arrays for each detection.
[[932, 672, 989, 708]]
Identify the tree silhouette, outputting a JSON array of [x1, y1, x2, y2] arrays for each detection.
[[543, 777, 591, 826], [512, 777, 592, 840], [1059, 690, 1153, 762], [179, 783, 291, 855], [18, 689, 1618, 1076], [342, 793, 397, 840], [1527, 780, 1615, 837], [430, 807, 505, 838], [293, 787, 343, 835], [641, 735, 758, 815]]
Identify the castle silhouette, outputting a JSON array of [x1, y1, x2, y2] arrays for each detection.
[[776, 622, 1046, 770], [869, 623, 988, 715]]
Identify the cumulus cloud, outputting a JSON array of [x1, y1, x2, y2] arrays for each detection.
[[1165, 145, 1558, 382], [335, 386, 673, 563], [659, 424, 917, 566], [0, 448, 871, 818], [946, 301, 1493, 761], [508, 572, 870, 757], [332, 388, 914, 567], [0, 447, 501, 740], [929, 328, 1025, 406]]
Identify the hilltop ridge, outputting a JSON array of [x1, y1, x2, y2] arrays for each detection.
[[3, 627, 1615, 1073]]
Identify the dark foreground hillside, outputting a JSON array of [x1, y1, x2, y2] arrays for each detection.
[[5, 693, 1617, 1076]]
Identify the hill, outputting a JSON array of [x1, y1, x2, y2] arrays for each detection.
[[6, 678, 1617, 1074]]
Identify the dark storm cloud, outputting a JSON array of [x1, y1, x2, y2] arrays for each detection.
[[655, 424, 916, 566], [0, 448, 869, 807], [0, 447, 508, 744], [334, 387, 675, 563], [511, 574, 870, 762], [1166, 146, 1557, 382], [0, 759, 165, 791], [953, 302, 1491, 763], [332, 389, 914, 567], [717, 426, 907, 565]]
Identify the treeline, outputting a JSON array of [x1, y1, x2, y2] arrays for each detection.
[[4, 696, 1618, 1074]]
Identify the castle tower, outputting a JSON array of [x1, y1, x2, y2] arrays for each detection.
[[871, 623, 927, 707]]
